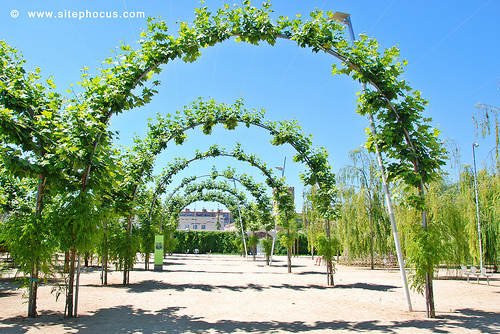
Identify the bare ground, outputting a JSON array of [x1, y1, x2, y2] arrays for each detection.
[[1, 254, 499, 333]]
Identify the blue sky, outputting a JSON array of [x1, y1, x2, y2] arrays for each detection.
[[2, 0, 499, 212]]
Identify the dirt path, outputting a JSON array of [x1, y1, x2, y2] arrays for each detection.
[[1, 254, 499, 333]]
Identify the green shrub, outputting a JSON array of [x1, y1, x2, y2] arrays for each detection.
[[173, 230, 240, 254]]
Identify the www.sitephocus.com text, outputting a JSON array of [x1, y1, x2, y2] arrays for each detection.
[[12, 10, 145, 20]]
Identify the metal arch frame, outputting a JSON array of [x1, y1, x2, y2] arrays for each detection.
[[148, 146, 292, 223], [81, 4, 434, 311]]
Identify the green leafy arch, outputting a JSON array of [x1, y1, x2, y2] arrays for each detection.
[[78, 1, 444, 199], [147, 98, 336, 217], [151, 143, 292, 215], [160, 167, 273, 230], [165, 190, 248, 230]]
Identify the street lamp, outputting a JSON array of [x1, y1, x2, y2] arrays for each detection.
[[472, 142, 483, 269], [269, 157, 286, 265], [330, 12, 413, 312], [233, 178, 248, 257], [329, 12, 355, 41], [274, 157, 286, 178]]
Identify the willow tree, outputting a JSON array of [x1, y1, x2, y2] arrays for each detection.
[[474, 104, 500, 172], [424, 176, 470, 272], [460, 167, 500, 270], [473, 103, 500, 270], [303, 185, 325, 259], [338, 148, 391, 269]]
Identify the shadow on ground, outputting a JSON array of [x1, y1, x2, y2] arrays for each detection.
[[84, 280, 332, 293], [334, 282, 398, 292], [1, 306, 499, 333]]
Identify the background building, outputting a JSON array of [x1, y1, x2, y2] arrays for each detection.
[[178, 208, 234, 231]]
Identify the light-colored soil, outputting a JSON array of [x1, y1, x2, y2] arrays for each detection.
[[1, 254, 499, 333]]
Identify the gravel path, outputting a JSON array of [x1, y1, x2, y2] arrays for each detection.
[[1, 254, 499, 333]]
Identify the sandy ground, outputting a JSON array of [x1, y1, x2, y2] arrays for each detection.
[[1, 254, 499, 333]]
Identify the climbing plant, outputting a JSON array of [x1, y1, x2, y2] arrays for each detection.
[[161, 167, 274, 231], [151, 142, 293, 216], [0, 0, 446, 318], [147, 97, 337, 220]]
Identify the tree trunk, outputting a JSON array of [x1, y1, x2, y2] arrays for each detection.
[[64, 251, 70, 273], [426, 272, 435, 317], [65, 246, 76, 317], [420, 182, 435, 318], [326, 258, 334, 286], [28, 261, 38, 317], [145, 252, 149, 270], [123, 213, 133, 285], [368, 199, 374, 270], [287, 247, 292, 273], [287, 228, 292, 273], [265, 234, 270, 266], [102, 220, 108, 286], [296, 238, 298, 256], [325, 219, 335, 286], [102, 248, 108, 286], [28, 173, 45, 318]]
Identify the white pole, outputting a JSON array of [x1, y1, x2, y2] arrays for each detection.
[[370, 114, 413, 311], [472, 143, 483, 269], [334, 14, 412, 311], [269, 227, 277, 265], [233, 179, 248, 257], [74, 254, 81, 317], [270, 157, 286, 265]]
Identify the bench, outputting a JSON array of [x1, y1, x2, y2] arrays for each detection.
[[461, 266, 472, 282], [481, 267, 493, 285]]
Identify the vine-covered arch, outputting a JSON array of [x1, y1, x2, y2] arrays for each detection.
[[0, 1, 448, 318], [80, 1, 444, 196], [150, 143, 293, 216], [71, 0, 444, 225], [146, 98, 337, 218], [166, 190, 248, 230], [87, 1, 442, 304], [160, 167, 274, 230]]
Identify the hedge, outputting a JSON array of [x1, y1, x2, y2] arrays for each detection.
[[171, 230, 311, 255]]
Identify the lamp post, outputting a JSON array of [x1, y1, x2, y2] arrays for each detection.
[[472, 142, 483, 269], [269, 157, 286, 266], [330, 12, 412, 312], [233, 178, 248, 257]]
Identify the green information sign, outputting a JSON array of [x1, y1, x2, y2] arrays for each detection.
[[154, 235, 164, 271]]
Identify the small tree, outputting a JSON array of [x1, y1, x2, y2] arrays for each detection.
[[315, 233, 340, 285]]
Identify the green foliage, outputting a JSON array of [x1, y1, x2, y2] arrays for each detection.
[[336, 148, 394, 262], [164, 234, 179, 254], [273, 233, 309, 255], [173, 230, 240, 254], [303, 185, 325, 254], [107, 220, 140, 271], [261, 237, 273, 258], [405, 220, 443, 295], [0, 0, 450, 316], [248, 234, 259, 249], [314, 233, 339, 261], [474, 104, 500, 173], [2, 213, 56, 285], [51, 192, 101, 253]]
